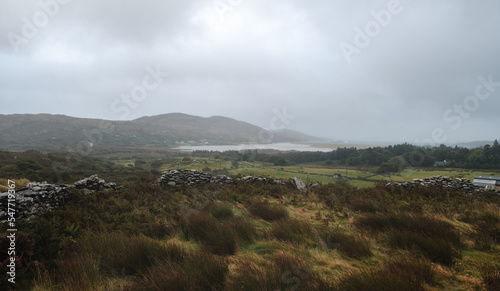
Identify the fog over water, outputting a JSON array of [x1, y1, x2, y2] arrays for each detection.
[[174, 143, 335, 152]]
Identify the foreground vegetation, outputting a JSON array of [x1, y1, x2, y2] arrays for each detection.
[[1, 175, 499, 290]]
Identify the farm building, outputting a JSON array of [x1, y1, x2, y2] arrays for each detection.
[[434, 160, 447, 167], [473, 175, 500, 190]]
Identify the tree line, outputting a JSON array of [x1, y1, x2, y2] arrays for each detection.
[[192, 140, 500, 173]]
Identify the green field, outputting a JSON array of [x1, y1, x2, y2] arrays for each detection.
[[160, 157, 500, 188]]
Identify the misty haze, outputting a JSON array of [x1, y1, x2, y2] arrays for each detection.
[[1, 1, 499, 290]]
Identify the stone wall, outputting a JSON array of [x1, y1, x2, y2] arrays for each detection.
[[0, 170, 317, 222], [0, 175, 118, 221], [387, 175, 499, 194], [157, 169, 300, 188]]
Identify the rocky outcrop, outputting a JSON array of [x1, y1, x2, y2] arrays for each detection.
[[387, 176, 499, 194], [0, 175, 119, 221]]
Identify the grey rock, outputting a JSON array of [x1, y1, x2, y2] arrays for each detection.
[[291, 177, 307, 190]]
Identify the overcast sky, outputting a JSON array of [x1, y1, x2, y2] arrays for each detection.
[[1, 0, 499, 144]]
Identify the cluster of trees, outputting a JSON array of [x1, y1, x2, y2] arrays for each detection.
[[191, 140, 500, 173]]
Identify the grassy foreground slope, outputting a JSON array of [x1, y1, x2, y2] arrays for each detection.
[[1, 178, 499, 290]]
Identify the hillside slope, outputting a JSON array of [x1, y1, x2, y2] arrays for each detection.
[[0, 113, 305, 151]]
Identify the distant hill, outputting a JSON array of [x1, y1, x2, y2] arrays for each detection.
[[0, 113, 314, 151], [456, 140, 496, 148]]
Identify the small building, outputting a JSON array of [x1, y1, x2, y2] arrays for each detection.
[[434, 160, 447, 167], [473, 175, 500, 190]]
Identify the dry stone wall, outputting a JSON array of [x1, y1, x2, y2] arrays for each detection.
[[157, 169, 304, 188], [0, 175, 118, 221], [387, 175, 499, 194]]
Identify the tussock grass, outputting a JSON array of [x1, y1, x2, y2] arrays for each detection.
[[207, 202, 234, 220], [231, 216, 257, 244], [181, 207, 257, 255], [36, 234, 176, 289], [225, 258, 267, 291], [355, 213, 455, 237], [249, 200, 289, 221], [355, 212, 461, 265], [472, 222, 498, 251], [319, 227, 372, 259], [335, 256, 436, 291], [460, 209, 500, 250], [271, 218, 317, 246], [226, 251, 332, 291], [481, 264, 500, 291], [348, 198, 380, 213], [131, 252, 228, 291], [270, 251, 332, 290], [56, 254, 101, 291], [460, 209, 500, 224], [388, 230, 459, 265], [80, 232, 187, 274], [181, 209, 238, 255]]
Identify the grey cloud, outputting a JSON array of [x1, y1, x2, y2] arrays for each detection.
[[1, 0, 499, 144]]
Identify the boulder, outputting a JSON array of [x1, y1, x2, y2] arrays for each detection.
[[291, 177, 307, 190]]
